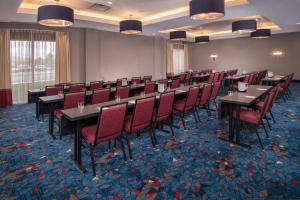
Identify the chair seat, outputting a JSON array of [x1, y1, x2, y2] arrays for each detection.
[[152, 109, 169, 122], [54, 109, 62, 119], [233, 109, 261, 124], [255, 101, 264, 109], [174, 99, 186, 111]]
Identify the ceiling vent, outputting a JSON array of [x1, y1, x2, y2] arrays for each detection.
[[89, 3, 111, 12]]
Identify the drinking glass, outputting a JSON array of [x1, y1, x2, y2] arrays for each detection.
[[58, 91, 63, 97], [78, 102, 84, 113], [228, 91, 234, 96], [140, 91, 145, 97], [115, 95, 120, 102]]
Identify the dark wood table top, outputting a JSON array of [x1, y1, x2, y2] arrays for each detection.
[[192, 74, 210, 79], [61, 83, 204, 122], [220, 85, 272, 106], [224, 75, 245, 80], [261, 75, 285, 82]]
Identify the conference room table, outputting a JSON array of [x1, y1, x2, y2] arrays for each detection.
[[60, 83, 204, 172], [219, 85, 272, 148], [261, 75, 286, 86], [224, 74, 245, 88], [192, 74, 210, 82]]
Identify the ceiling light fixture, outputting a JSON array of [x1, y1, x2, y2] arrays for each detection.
[[170, 31, 186, 40], [120, 20, 142, 34], [232, 20, 257, 34], [107, 1, 113, 5], [37, 5, 74, 27], [190, 0, 225, 20], [195, 36, 210, 43], [251, 28, 271, 39]]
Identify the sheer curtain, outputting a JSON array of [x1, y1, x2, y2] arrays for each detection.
[[172, 44, 185, 74], [10, 30, 56, 104]]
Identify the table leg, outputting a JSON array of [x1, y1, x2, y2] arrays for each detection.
[[36, 99, 40, 120], [71, 123, 87, 173], [48, 103, 56, 139]]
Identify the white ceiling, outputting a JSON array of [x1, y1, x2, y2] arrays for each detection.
[[0, 0, 300, 40]]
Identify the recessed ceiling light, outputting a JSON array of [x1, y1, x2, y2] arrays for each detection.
[[296, 22, 300, 25], [107, 1, 113, 5]]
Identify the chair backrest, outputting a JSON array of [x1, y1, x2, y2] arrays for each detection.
[[207, 73, 214, 84], [63, 91, 85, 109], [185, 73, 192, 81], [184, 86, 200, 110], [251, 73, 258, 85], [179, 73, 186, 82], [243, 75, 250, 83], [197, 83, 212, 106], [92, 89, 110, 104], [45, 85, 63, 96], [209, 81, 221, 101], [116, 86, 130, 99], [90, 81, 103, 90], [69, 83, 85, 92], [130, 97, 155, 132], [270, 85, 280, 107], [143, 76, 152, 83], [159, 79, 168, 87], [248, 74, 255, 85], [213, 73, 220, 83], [117, 78, 127, 87], [171, 79, 180, 89], [260, 92, 275, 120], [219, 72, 225, 81], [94, 103, 127, 145], [155, 91, 175, 122], [144, 82, 156, 94], [131, 77, 141, 84]]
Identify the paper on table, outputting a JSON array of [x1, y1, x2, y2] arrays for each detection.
[[257, 88, 267, 91], [128, 100, 136, 104], [176, 90, 185, 93], [156, 95, 160, 99], [244, 95, 256, 99]]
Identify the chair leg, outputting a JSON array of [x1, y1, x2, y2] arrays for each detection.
[[114, 139, 117, 148], [151, 125, 158, 145], [213, 100, 218, 110], [192, 111, 198, 123], [181, 113, 186, 130], [195, 108, 201, 122], [265, 117, 272, 130], [118, 137, 127, 161], [108, 141, 111, 149], [89, 145, 96, 177], [168, 119, 175, 136], [254, 128, 264, 149], [59, 120, 63, 140], [269, 110, 276, 123], [261, 121, 269, 138], [124, 133, 133, 159]]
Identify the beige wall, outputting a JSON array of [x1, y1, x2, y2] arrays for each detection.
[[190, 32, 300, 79]]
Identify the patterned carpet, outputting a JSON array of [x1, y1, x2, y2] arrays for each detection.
[[1, 83, 300, 200]]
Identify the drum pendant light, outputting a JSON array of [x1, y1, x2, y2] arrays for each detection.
[[251, 29, 271, 39], [232, 20, 257, 34], [120, 20, 142, 34], [170, 31, 186, 40], [37, 5, 74, 27], [190, 0, 225, 20], [195, 36, 210, 43]]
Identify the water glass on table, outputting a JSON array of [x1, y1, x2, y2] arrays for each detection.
[[78, 102, 85, 113]]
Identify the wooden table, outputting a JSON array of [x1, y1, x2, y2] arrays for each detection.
[[61, 83, 204, 172], [219, 85, 272, 148], [192, 74, 210, 82], [224, 75, 245, 89], [261, 75, 286, 86]]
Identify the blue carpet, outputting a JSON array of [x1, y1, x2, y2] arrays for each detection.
[[0, 84, 300, 200]]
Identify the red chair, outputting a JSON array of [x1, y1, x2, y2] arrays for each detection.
[[69, 83, 85, 92], [218, 72, 225, 82], [144, 82, 156, 94], [54, 91, 85, 139], [179, 73, 186, 84], [116, 86, 130, 99], [91, 89, 110, 104], [174, 87, 200, 129], [117, 78, 127, 87], [153, 91, 175, 136], [171, 79, 180, 89], [233, 92, 275, 149], [90, 81, 103, 90], [196, 83, 212, 119], [185, 73, 192, 85], [131, 77, 141, 84], [143, 76, 152, 83], [207, 73, 214, 84], [81, 103, 128, 176], [213, 73, 220, 83], [45, 85, 64, 96], [208, 81, 221, 109], [248, 74, 255, 85], [123, 97, 156, 159]]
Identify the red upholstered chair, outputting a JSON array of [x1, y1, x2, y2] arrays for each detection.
[[278, 73, 294, 100], [54, 91, 85, 139], [248, 74, 255, 85], [45, 85, 64, 96], [208, 81, 221, 109], [207, 73, 214, 84], [153, 91, 175, 136], [81, 103, 128, 176], [123, 97, 156, 159], [144, 82, 156, 94], [196, 83, 212, 119], [117, 78, 127, 87], [171, 79, 180, 89], [69, 83, 85, 92], [159, 79, 168, 87], [174, 86, 200, 129], [116, 86, 130, 99], [213, 73, 220, 83], [218, 72, 225, 82], [143, 76, 152, 83], [91, 89, 110, 104], [90, 81, 103, 90], [131, 77, 141, 84], [233, 92, 274, 149], [179, 73, 186, 84], [185, 72, 192, 85]]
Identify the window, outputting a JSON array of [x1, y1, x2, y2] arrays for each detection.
[[172, 44, 185, 74], [10, 30, 56, 103]]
